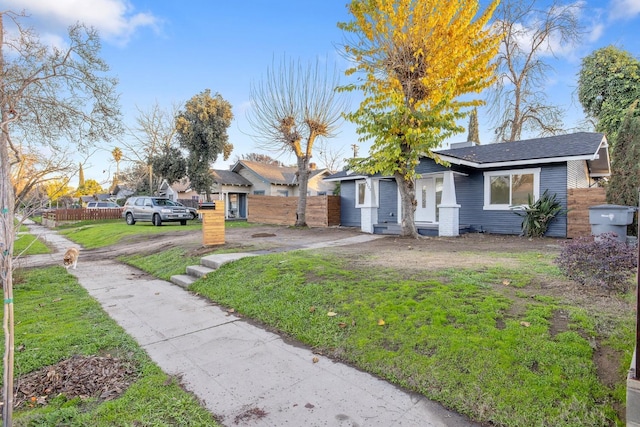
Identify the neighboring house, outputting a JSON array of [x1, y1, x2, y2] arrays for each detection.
[[230, 160, 336, 197], [112, 185, 134, 202], [326, 132, 611, 238], [158, 180, 178, 201], [210, 169, 252, 219], [171, 161, 338, 220]]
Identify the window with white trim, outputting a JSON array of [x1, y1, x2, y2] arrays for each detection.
[[355, 180, 366, 207], [483, 168, 540, 210]]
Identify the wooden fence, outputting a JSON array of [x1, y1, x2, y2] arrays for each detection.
[[41, 208, 123, 227], [566, 187, 606, 238], [247, 195, 340, 227]]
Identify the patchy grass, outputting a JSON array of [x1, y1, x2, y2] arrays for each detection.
[[179, 249, 632, 427], [119, 248, 211, 281], [57, 219, 259, 249], [56, 220, 201, 249], [5, 267, 219, 426], [13, 233, 50, 256]]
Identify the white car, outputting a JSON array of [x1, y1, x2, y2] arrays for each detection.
[[86, 201, 120, 209]]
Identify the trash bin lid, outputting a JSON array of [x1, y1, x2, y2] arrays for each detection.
[[589, 204, 637, 210]]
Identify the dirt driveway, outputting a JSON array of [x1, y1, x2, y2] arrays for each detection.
[[85, 224, 565, 263]]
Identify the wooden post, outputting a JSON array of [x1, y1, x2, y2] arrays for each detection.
[[198, 200, 225, 246]]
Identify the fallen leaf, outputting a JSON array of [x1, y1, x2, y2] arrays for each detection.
[[338, 322, 347, 328], [378, 319, 385, 326], [520, 321, 531, 327], [312, 357, 319, 363], [327, 311, 337, 317], [228, 308, 235, 313], [502, 279, 511, 286], [52, 298, 62, 302], [309, 306, 316, 313]]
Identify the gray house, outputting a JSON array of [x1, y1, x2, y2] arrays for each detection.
[[326, 132, 611, 238]]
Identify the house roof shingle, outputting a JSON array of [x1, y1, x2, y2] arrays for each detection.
[[211, 169, 253, 186], [234, 160, 298, 185], [435, 132, 606, 165]]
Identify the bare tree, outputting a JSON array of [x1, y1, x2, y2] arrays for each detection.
[[315, 139, 345, 171], [0, 12, 121, 424], [118, 101, 180, 194], [234, 152, 284, 166], [11, 143, 80, 208], [489, 0, 582, 142], [247, 57, 347, 226]]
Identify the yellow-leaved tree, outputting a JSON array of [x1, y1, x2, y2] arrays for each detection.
[[339, 0, 501, 237]]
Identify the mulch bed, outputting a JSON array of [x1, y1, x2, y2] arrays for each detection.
[[11, 355, 135, 409]]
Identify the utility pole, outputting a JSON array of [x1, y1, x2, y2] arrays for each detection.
[[351, 144, 358, 158]]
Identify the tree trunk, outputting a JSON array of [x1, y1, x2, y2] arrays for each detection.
[[1, 126, 16, 426], [395, 171, 419, 238], [295, 156, 310, 227]]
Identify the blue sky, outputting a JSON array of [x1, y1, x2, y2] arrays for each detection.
[[3, 0, 640, 186]]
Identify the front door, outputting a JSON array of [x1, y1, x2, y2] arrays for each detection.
[[415, 177, 443, 223]]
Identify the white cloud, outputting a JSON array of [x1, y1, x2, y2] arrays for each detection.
[[2, 0, 159, 45], [609, 0, 640, 21]]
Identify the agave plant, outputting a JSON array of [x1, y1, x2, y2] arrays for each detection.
[[513, 190, 568, 238]]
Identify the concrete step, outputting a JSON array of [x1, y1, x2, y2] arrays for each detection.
[[186, 265, 216, 278], [170, 274, 196, 289], [200, 252, 256, 269]]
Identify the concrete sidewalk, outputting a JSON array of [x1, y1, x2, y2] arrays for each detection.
[[20, 224, 478, 427]]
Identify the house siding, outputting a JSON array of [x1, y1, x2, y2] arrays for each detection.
[[339, 180, 360, 227], [377, 179, 398, 224], [450, 162, 567, 237]]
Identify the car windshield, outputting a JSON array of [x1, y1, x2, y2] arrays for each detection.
[[153, 199, 178, 207]]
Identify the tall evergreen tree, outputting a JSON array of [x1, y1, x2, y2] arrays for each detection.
[[606, 101, 640, 235], [467, 108, 480, 145], [78, 162, 85, 188]]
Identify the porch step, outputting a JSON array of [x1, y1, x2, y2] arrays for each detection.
[[200, 252, 256, 269], [169, 252, 257, 289], [186, 265, 215, 278], [170, 274, 196, 289]]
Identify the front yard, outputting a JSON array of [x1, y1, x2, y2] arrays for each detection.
[[7, 221, 635, 426], [126, 231, 635, 426]]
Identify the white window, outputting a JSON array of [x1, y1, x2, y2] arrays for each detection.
[[355, 180, 367, 207], [483, 168, 540, 210]]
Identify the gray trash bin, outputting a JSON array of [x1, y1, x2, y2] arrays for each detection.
[[588, 204, 636, 242]]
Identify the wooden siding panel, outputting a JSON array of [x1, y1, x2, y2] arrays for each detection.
[[340, 181, 360, 227], [567, 187, 606, 238], [377, 180, 398, 223]]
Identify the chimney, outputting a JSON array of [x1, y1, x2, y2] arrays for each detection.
[[309, 162, 317, 170]]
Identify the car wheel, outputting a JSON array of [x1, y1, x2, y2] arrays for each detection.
[[190, 211, 197, 220], [152, 214, 162, 226], [126, 212, 136, 225], [180, 219, 187, 226]]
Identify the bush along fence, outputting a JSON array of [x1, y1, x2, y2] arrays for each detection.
[[247, 195, 340, 227], [41, 208, 123, 227]]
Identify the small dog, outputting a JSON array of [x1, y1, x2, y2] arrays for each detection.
[[63, 247, 80, 270]]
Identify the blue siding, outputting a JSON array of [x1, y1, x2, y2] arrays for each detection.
[[377, 179, 398, 223], [416, 160, 451, 175], [337, 159, 569, 237], [339, 181, 360, 227], [451, 162, 567, 237]]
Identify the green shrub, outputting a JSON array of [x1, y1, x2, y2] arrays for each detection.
[[514, 190, 567, 237]]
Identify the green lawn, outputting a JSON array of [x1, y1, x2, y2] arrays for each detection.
[[159, 249, 631, 427], [5, 267, 220, 426], [57, 219, 257, 249], [13, 233, 50, 256]]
